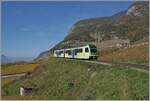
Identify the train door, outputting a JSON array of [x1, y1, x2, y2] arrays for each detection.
[[71, 49, 75, 58], [63, 49, 65, 58], [84, 47, 90, 59]]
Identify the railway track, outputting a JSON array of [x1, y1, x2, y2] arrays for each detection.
[[66, 59, 149, 71], [122, 63, 149, 71], [100, 60, 149, 71], [1, 59, 149, 79]]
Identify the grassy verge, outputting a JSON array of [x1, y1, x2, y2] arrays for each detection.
[[1, 58, 149, 100]]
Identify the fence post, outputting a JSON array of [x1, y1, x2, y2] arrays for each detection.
[[20, 86, 24, 96]]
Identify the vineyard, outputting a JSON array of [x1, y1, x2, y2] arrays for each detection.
[[100, 42, 149, 64]]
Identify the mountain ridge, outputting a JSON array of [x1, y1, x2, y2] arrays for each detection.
[[1, 55, 12, 64], [35, 1, 149, 61], [1, 55, 34, 64]]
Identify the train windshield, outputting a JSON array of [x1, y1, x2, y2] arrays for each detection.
[[89, 44, 97, 53], [90, 48, 97, 53]]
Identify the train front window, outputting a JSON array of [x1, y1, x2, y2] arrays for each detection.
[[90, 48, 97, 53]]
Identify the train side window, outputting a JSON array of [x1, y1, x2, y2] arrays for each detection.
[[75, 48, 82, 55], [66, 50, 71, 55], [77, 49, 82, 53], [59, 51, 63, 55], [78, 49, 82, 53], [75, 49, 78, 55], [65, 50, 68, 53], [56, 51, 59, 55], [68, 50, 71, 55], [85, 48, 89, 52]]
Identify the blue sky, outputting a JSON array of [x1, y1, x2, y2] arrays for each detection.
[[2, 1, 133, 58]]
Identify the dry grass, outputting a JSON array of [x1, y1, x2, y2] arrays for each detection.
[[1, 78, 17, 87], [1, 62, 40, 87], [1, 63, 40, 75], [100, 43, 149, 64]]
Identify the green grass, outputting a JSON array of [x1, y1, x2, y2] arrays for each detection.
[[1, 58, 149, 100]]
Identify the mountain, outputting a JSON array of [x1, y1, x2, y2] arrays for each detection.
[[62, 1, 148, 44], [35, 50, 51, 61], [1, 55, 12, 64], [1, 55, 33, 64], [35, 1, 149, 60], [9, 57, 34, 62]]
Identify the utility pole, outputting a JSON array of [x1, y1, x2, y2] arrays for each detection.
[[97, 33, 99, 55], [95, 31, 98, 48]]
